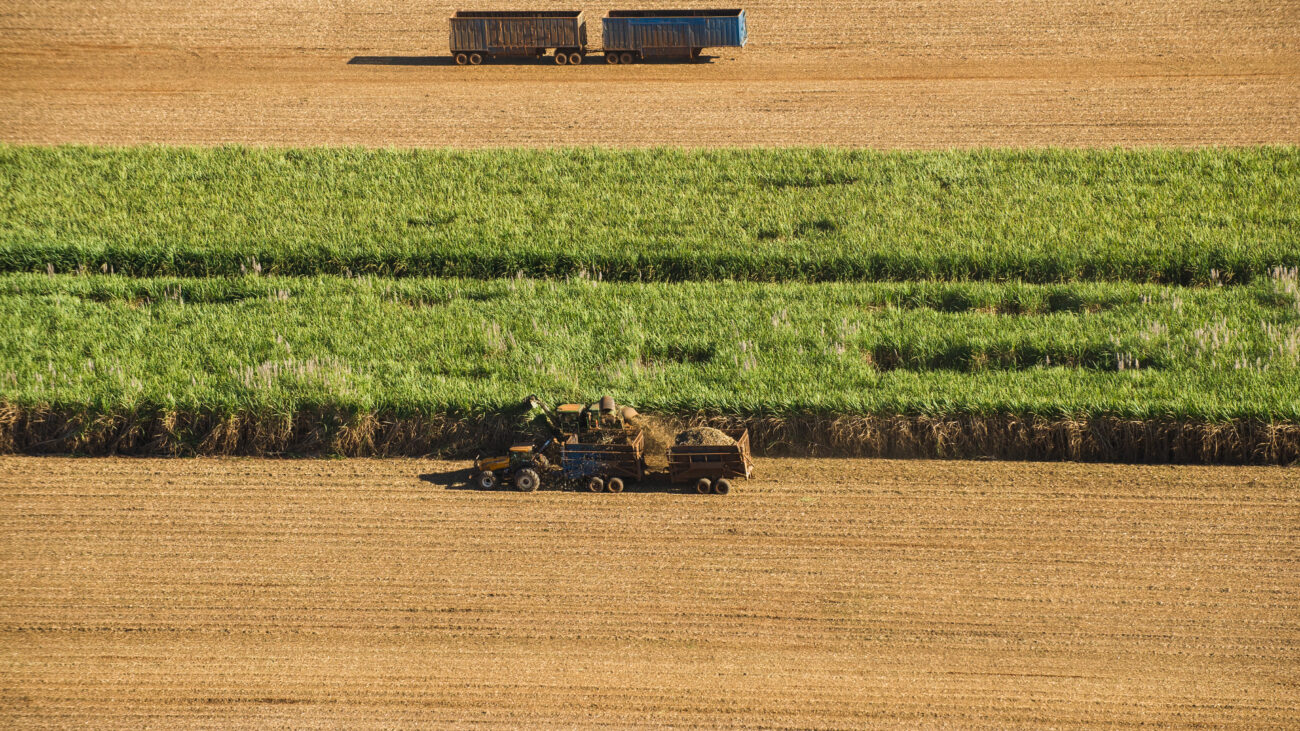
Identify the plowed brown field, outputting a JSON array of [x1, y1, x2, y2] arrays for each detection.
[[1, 456, 1296, 727], [2, 1, 1297, 146]]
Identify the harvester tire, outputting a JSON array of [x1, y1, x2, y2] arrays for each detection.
[[695, 478, 712, 494], [714, 479, 732, 495], [607, 477, 625, 493], [586, 476, 604, 492], [515, 468, 541, 492], [475, 471, 497, 490]]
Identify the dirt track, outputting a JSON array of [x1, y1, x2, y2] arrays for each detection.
[[1, 456, 1296, 726], [2, 1, 1298, 147]]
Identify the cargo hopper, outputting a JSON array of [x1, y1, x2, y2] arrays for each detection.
[[666, 428, 754, 494], [602, 9, 747, 63], [560, 429, 646, 493], [449, 10, 589, 65]]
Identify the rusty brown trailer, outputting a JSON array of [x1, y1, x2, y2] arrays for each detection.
[[449, 10, 588, 66], [560, 429, 646, 492], [667, 428, 754, 493]]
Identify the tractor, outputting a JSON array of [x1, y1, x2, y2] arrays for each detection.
[[471, 437, 554, 492]]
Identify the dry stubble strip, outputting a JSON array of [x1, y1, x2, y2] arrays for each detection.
[[0, 405, 1296, 464]]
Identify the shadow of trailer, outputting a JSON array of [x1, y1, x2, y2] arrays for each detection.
[[602, 9, 747, 62], [667, 428, 754, 494], [561, 429, 646, 493], [449, 10, 590, 65]]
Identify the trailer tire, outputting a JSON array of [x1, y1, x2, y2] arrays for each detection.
[[554, 52, 568, 65], [468, 53, 483, 65], [713, 479, 732, 495], [568, 52, 583, 65], [586, 476, 604, 492], [475, 471, 497, 490], [606, 53, 620, 64], [607, 477, 625, 493], [454, 53, 469, 66], [620, 52, 635, 65], [695, 478, 712, 494]]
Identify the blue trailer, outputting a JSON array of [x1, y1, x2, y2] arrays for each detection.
[[602, 9, 747, 63]]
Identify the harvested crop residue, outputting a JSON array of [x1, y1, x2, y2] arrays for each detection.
[[674, 426, 737, 446]]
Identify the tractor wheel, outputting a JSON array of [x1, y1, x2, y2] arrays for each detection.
[[476, 471, 497, 490], [568, 52, 583, 65], [554, 52, 568, 65], [468, 53, 483, 65], [606, 53, 620, 64], [695, 478, 712, 494], [454, 53, 468, 66], [607, 477, 625, 493], [515, 468, 541, 492], [586, 476, 604, 493], [713, 478, 732, 495], [620, 52, 634, 65]]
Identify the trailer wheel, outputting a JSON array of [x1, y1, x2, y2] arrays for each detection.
[[468, 53, 483, 65], [606, 53, 620, 64], [619, 52, 635, 65], [713, 479, 732, 495], [515, 468, 540, 493], [554, 52, 568, 65], [475, 471, 497, 490], [607, 477, 624, 493], [695, 478, 712, 494], [586, 476, 604, 492], [568, 52, 583, 65], [454, 53, 468, 66]]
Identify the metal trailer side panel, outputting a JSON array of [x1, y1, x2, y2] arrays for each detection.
[[449, 11, 586, 54]]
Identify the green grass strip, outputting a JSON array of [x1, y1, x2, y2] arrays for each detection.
[[2, 145, 1297, 283], [3, 274, 1298, 421]]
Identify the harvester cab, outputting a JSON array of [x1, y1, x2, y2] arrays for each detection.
[[472, 437, 553, 492], [553, 403, 586, 438]]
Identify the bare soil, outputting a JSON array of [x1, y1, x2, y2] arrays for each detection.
[[1, 1, 1297, 147], [1, 455, 1296, 727]]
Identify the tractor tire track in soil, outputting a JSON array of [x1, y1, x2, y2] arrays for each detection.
[[1, 456, 1296, 726], [1, 1, 1297, 147]]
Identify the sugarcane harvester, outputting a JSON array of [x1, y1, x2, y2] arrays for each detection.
[[471, 396, 646, 492]]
